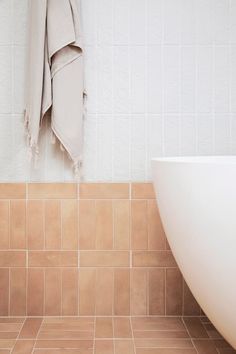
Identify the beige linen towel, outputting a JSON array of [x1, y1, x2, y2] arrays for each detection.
[[25, 0, 85, 174]]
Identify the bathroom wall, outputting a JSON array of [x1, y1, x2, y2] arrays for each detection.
[[0, 0, 236, 181], [0, 182, 201, 316]]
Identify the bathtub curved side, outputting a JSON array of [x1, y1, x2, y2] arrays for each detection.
[[152, 158, 236, 349]]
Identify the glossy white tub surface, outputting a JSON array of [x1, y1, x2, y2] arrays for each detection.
[[152, 156, 236, 349]]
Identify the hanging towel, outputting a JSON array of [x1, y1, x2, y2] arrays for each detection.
[[25, 0, 85, 174]]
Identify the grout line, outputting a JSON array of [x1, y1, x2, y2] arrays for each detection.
[[31, 317, 44, 354], [181, 317, 199, 354]]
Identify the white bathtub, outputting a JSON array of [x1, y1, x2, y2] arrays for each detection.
[[152, 156, 236, 349]]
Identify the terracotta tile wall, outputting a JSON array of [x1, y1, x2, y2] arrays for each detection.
[[0, 183, 201, 317]]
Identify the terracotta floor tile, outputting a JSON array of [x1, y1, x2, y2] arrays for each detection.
[[133, 330, 189, 339], [0, 340, 15, 349], [113, 317, 132, 338], [134, 338, 193, 348], [0, 350, 11, 354], [183, 317, 209, 339], [0, 324, 22, 332], [38, 330, 94, 340], [193, 339, 219, 353], [11, 340, 35, 354], [136, 349, 197, 354], [131, 317, 185, 331], [33, 351, 93, 354], [217, 350, 236, 354], [95, 340, 114, 354], [35, 339, 93, 349], [95, 318, 113, 338], [19, 318, 42, 339], [0, 319, 24, 324], [0, 333, 18, 340], [115, 340, 135, 354]]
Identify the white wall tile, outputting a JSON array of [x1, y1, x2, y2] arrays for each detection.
[[196, 0, 213, 45], [181, 46, 196, 113], [147, 46, 162, 113], [214, 0, 230, 45], [164, 46, 180, 113], [13, 46, 26, 113], [197, 115, 214, 155], [130, 0, 146, 45], [113, 46, 130, 114], [147, 0, 162, 45], [0, 0, 234, 181], [0, 46, 12, 113], [164, 114, 180, 156], [214, 46, 230, 113], [130, 46, 146, 113], [164, 0, 181, 44], [196, 46, 213, 113], [181, 0, 196, 45], [113, 0, 130, 45], [13, 0, 28, 46], [0, 0, 12, 45]]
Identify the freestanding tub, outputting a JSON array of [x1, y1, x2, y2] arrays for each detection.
[[152, 156, 236, 349]]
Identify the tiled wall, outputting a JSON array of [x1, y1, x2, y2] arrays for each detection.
[[1, 0, 236, 181], [0, 183, 201, 317]]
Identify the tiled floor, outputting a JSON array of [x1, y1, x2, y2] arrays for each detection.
[[0, 316, 235, 354]]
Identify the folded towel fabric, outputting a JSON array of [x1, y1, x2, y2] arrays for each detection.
[[25, 0, 85, 175]]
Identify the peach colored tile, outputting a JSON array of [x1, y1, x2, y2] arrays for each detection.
[[95, 318, 113, 338], [10, 200, 26, 249], [114, 269, 130, 315], [10, 268, 26, 316], [131, 200, 148, 250], [38, 330, 93, 340], [79, 200, 96, 249], [133, 330, 189, 339], [27, 268, 44, 316], [0, 318, 24, 323], [95, 200, 113, 249], [0, 251, 26, 267], [0, 340, 15, 349], [45, 200, 61, 249], [0, 184, 26, 199], [131, 183, 155, 199], [28, 251, 78, 267], [193, 339, 218, 354], [61, 200, 78, 250], [113, 318, 132, 338], [11, 340, 35, 354], [19, 318, 42, 339], [35, 339, 93, 349], [26, 200, 44, 250], [131, 317, 185, 331], [135, 338, 193, 348], [136, 348, 197, 354], [0, 333, 18, 340], [28, 183, 77, 199], [166, 268, 183, 316], [183, 281, 201, 316], [147, 200, 166, 250], [0, 201, 9, 249], [41, 318, 94, 331], [80, 251, 129, 267], [62, 268, 78, 316], [0, 269, 9, 316], [132, 251, 176, 267], [79, 269, 96, 316], [131, 269, 147, 315], [34, 350, 93, 354], [95, 340, 114, 354], [80, 183, 129, 199], [183, 318, 209, 339], [113, 200, 130, 250], [45, 268, 61, 316], [148, 269, 165, 315], [0, 323, 22, 331], [115, 340, 135, 354], [96, 269, 113, 315]]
